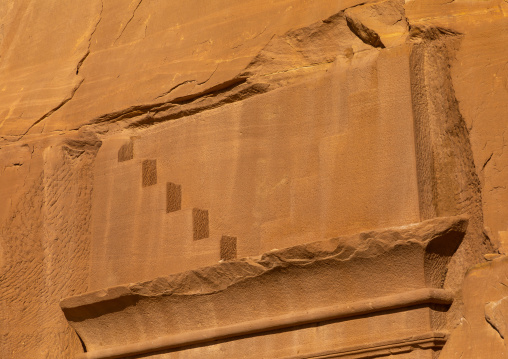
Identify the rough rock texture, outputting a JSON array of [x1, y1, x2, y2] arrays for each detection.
[[0, 0, 507, 358], [0, 132, 101, 357], [439, 255, 508, 358]]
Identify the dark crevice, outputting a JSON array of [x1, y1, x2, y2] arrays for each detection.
[[94, 77, 245, 120], [170, 77, 247, 104], [129, 82, 268, 129], [345, 16, 385, 48], [481, 152, 493, 172], [77, 333, 87, 353]]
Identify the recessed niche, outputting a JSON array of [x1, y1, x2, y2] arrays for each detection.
[[166, 182, 182, 213], [142, 159, 157, 187], [192, 209, 209, 240], [220, 236, 237, 261]]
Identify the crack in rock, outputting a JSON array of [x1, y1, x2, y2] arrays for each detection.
[[485, 297, 508, 339], [154, 80, 196, 100], [14, 0, 104, 143], [115, 0, 144, 44], [19, 78, 85, 139], [482, 152, 494, 172], [77, 1, 103, 75]]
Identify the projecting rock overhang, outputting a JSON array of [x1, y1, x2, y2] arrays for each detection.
[[61, 216, 467, 359]]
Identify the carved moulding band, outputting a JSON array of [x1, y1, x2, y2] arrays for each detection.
[[283, 331, 449, 359], [76, 288, 453, 359]]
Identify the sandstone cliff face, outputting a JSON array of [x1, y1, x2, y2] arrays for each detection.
[[0, 0, 507, 358]]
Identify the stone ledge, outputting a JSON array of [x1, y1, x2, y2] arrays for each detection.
[[284, 331, 449, 359], [62, 216, 468, 358], [76, 289, 452, 359]]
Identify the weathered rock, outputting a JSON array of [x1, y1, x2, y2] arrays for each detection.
[[0, 0, 507, 358], [440, 255, 508, 358], [344, 0, 408, 48]]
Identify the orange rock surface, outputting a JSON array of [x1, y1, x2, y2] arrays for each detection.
[[0, 0, 507, 358]]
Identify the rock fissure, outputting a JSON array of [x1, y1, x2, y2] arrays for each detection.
[[481, 152, 494, 172], [154, 80, 197, 100], [485, 297, 508, 340], [76, 1, 104, 75], [88, 76, 251, 130], [18, 78, 85, 140], [345, 15, 386, 48], [114, 0, 144, 44], [197, 63, 219, 86]]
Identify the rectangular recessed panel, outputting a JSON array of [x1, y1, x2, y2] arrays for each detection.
[[166, 182, 182, 213], [142, 159, 157, 187], [220, 236, 237, 261], [193, 209, 209, 240], [118, 141, 134, 162]]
